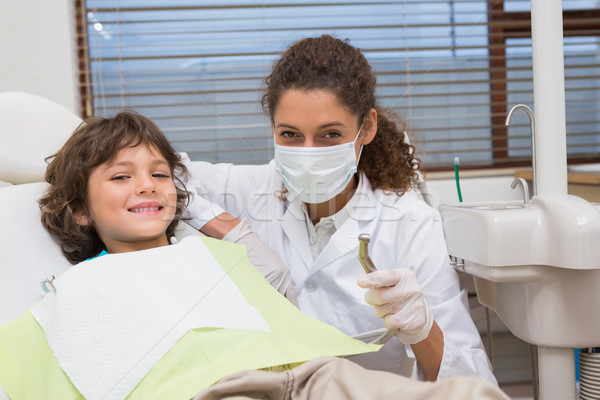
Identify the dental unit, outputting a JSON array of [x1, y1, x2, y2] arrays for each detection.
[[439, 1, 600, 399]]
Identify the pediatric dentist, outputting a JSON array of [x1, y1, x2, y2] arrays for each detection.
[[185, 35, 496, 384]]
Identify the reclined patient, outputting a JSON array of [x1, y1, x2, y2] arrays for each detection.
[[0, 111, 509, 399]]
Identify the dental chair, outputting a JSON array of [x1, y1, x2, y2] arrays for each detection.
[[0, 93, 200, 399], [0, 92, 83, 325], [0, 92, 82, 186], [0, 92, 83, 399]]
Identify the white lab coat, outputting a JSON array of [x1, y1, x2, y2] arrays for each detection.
[[186, 158, 497, 385]]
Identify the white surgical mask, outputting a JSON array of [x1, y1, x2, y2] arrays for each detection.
[[274, 125, 363, 204]]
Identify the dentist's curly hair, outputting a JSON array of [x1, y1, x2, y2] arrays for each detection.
[[39, 110, 189, 264], [262, 34, 422, 194]]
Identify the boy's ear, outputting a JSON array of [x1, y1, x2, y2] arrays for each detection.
[[74, 207, 90, 226]]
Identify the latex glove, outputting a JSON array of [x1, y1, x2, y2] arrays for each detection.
[[358, 268, 433, 345], [223, 219, 298, 306]]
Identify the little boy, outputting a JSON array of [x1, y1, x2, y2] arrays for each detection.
[[39, 110, 296, 302]]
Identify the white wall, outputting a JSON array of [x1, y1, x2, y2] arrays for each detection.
[[0, 1, 79, 114]]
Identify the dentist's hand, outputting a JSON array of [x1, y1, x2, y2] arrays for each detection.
[[358, 268, 433, 345], [223, 219, 298, 306], [184, 191, 299, 305]]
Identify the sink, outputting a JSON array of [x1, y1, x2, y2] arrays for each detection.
[[463, 204, 524, 210], [440, 195, 600, 270], [444, 200, 526, 210], [439, 195, 600, 348]]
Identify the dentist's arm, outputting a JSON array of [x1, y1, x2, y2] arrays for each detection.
[[358, 268, 443, 381], [222, 219, 297, 305], [197, 211, 241, 239], [184, 192, 298, 305]]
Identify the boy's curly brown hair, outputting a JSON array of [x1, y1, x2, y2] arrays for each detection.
[[39, 110, 188, 264], [262, 34, 422, 194]]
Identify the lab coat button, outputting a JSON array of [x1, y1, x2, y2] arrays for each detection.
[[309, 234, 316, 244], [305, 279, 317, 292]]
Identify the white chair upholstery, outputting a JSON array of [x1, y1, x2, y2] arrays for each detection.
[[0, 182, 71, 327], [0, 92, 82, 326], [0, 92, 82, 400], [0, 92, 82, 184]]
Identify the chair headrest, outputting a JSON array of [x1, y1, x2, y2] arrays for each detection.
[[0, 92, 82, 184]]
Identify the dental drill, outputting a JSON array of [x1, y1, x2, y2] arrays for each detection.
[[358, 233, 377, 274], [354, 233, 398, 344]]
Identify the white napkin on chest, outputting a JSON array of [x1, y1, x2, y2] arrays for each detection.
[[31, 235, 269, 400]]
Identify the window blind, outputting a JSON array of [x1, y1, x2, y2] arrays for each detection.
[[77, 0, 600, 170]]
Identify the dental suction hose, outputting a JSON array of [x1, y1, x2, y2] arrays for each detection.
[[454, 157, 463, 202], [579, 348, 600, 398]]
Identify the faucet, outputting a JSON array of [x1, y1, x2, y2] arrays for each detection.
[[511, 177, 530, 207], [506, 104, 536, 196]]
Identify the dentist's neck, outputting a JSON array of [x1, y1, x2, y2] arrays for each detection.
[[305, 175, 358, 225]]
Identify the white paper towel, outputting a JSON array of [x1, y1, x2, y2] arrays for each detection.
[[31, 235, 270, 400]]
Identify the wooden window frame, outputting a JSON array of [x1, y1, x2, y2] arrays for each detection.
[[487, 0, 600, 169]]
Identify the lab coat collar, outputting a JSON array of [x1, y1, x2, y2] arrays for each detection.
[[281, 173, 379, 273], [311, 213, 361, 274], [312, 173, 378, 274], [341, 172, 379, 223], [281, 192, 313, 270]]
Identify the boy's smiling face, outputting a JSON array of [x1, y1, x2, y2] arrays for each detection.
[[76, 144, 177, 254]]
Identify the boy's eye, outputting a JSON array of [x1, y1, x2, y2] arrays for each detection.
[[153, 173, 171, 178], [110, 175, 129, 181]]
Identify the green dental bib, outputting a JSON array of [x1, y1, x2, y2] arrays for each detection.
[[0, 237, 379, 400]]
